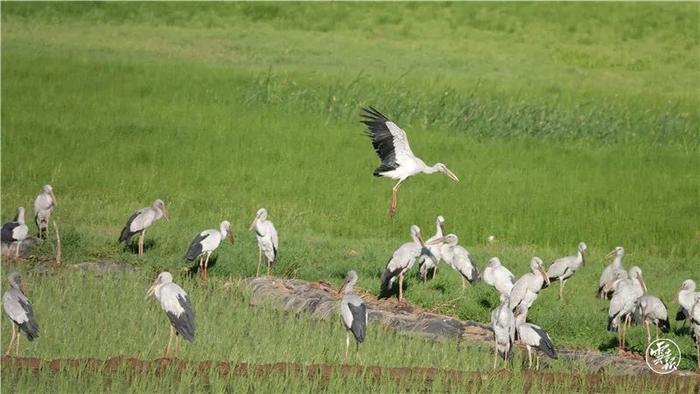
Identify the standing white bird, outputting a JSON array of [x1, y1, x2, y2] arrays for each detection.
[[3, 272, 39, 355], [33, 184, 57, 239], [249, 208, 278, 277], [483, 257, 516, 301], [146, 272, 195, 358], [509, 257, 550, 317], [361, 107, 459, 217], [418, 215, 445, 281], [675, 279, 698, 324], [428, 234, 480, 288], [607, 266, 646, 352], [119, 199, 168, 256], [1, 208, 29, 258], [633, 295, 670, 348], [547, 242, 587, 302], [599, 246, 625, 299], [339, 270, 368, 363], [516, 322, 557, 369], [185, 220, 234, 280], [379, 225, 428, 303], [491, 297, 516, 369]]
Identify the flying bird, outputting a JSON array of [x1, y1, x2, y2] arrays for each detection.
[[3, 272, 39, 355], [119, 199, 168, 256], [185, 220, 234, 280], [361, 107, 459, 217], [483, 257, 516, 301], [418, 215, 445, 281], [1, 207, 29, 259], [491, 297, 515, 369], [516, 322, 557, 369], [249, 208, 278, 277], [599, 246, 625, 299], [379, 225, 429, 303], [547, 242, 587, 302], [607, 266, 646, 353], [33, 184, 57, 239], [428, 234, 480, 288], [146, 272, 195, 358], [339, 270, 368, 363], [633, 294, 670, 348]]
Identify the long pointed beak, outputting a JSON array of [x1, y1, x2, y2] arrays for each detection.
[[638, 277, 647, 293], [20, 283, 28, 295], [539, 267, 550, 286], [427, 236, 446, 246], [417, 234, 425, 247], [249, 219, 256, 231], [444, 168, 459, 182], [338, 280, 348, 295], [145, 283, 157, 300], [229, 233, 235, 245], [51, 192, 57, 207], [605, 249, 616, 258]]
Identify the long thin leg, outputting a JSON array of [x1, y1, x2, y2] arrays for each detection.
[[5, 325, 16, 355], [256, 248, 262, 277], [164, 325, 174, 358], [559, 279, 564, 302], [645, 321, 651, 349], [15, 332, 19, 355], [344, 332, 349, 364], [203, 253, 211, 280], [176, 335, 181, 357], [15, 242, 20, 258], [536, 355, 540, 370], [432, 266, 437, 280], [267, 259, 271, 276], [138, 231, 145, 256], [398, 272, 404, 303], [462, 277, 466, 289], [199, 255, 204, 280], [389, 180, 402, 217], [493, 336, 498, 369], [527, 346, 532, 369], [655, 324, 659, 340], [696, 341, 699, 370]]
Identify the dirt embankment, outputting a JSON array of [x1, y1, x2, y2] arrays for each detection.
[[2, 356, 697, 392], [247, 277, 698, 377]]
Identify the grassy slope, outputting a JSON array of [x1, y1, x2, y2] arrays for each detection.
[[1, 2, 699, 372]]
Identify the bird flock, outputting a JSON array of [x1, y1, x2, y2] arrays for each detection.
[[2, 108, 699, 372]]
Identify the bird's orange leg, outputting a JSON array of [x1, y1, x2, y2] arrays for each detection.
[[398, 272, 404, 304], [203, 253, 211, 281], [389, 181, 402, 217], [256, 248, 262, 277], [164, 325, 174, 358], [138, 231, 145, 256]]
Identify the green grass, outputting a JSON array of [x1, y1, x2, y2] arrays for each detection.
[[1, 2, 699, 389]]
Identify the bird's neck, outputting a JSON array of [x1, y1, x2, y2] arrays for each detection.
[[16, 211, 25, 224], [422, 164, 441, 174], [577, 251, 585, 264], [220, 226, 228, 239], [612, 256, 623, 267]]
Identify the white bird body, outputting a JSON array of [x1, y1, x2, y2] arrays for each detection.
[[517, 322, 557, 368], [250, 208, 278, 277], [380, 225, 427, 302], [676, 279, 699, 322], [185, 221, 233, 279], [607, 266, 646, 353], [2, 272, 39, 355], [146, 272, 195, 357], [509, 257, 549, 313], [491, 298, 516, 367], [33, 185, 57, 237], [1, 208, 29, 258], [119, 199, 167, 256], [418, 216, 445, 280], [483, 257, 516, 300], [547, 242, 587, 301], [434, 234, 479, 287], [361, 107, 459, 216], [599, 246, 625, 298], [692, 298, 700, 369], [633, 295, 670, 345], [339, 271, 368, 362]]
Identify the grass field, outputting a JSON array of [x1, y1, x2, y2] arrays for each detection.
[[1, 2, 699, 389]]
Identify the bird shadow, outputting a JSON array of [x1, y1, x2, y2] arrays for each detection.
[[598, 336, 619, 352], [478, 298, 493, 309], [126, 239, 156, 254], [673, 325, 691, 336]]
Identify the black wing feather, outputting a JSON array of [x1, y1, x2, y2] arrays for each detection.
[[166, 294, 195, 342], [16, 299, 39, 341], [361, 107, 399, 176], [347, 303, 367, 343], [1, 222, 20, 243], [184, 233, 209, 261], [119, 211, 141, 243], [532, 325, 557, 359], [675, 306, 687, 321]]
